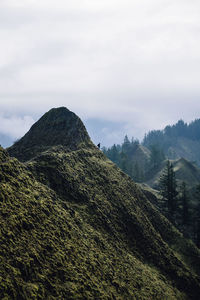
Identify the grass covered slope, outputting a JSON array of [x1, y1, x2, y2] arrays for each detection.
[[1, 107, 200, 299], [1, 146, 200, 299]]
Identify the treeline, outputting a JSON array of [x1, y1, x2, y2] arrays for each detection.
[[159, 160, 200, 247], [103, 135, 165, 182], [143, 119, 200, 150], [102, 136, 144, 182]]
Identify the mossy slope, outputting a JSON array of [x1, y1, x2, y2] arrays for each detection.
[[1, 108, 200, 299]]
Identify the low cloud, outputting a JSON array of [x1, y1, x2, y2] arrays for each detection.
[[0, 114, 35, 140], [0, 0, 200, 145]]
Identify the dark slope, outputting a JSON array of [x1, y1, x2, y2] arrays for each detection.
[[8, 107, 93, 162], [1, 107, 200, 299]]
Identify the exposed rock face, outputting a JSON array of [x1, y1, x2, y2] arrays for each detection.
[[8, 107, 93, 161], [1, 108, 200, 299]]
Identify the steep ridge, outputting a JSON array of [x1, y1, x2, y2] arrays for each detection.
[[8, 107, 93, 162], [1, 107, 200, 299]]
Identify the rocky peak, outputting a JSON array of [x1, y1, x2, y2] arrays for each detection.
[[0, 147, 9, 163], [8, 107, 93, 161]]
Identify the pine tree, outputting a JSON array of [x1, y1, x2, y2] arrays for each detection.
[[180, 182, 190, 227], [149, 144, 165, 169], [132, 162, 140, 182], [110, 144, 119, 164], [197, 202, 200, 248], [122, 135, 131, 154], [194, 184, 200, 248], [119, 151, 128, 173], [159, 160, 178, 223]]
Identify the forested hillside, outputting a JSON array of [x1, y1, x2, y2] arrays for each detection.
[[103, 136, 165, 183], [143, 119, 200, 164], [103, 120, 200, 249], [103, 119, 200, 187]]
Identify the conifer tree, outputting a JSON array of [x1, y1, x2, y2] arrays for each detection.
[[149, 144, 165, 169], [122, 135, 131, 154], [119, 151, 128, 173], [194, 184, 200, 248], [159, 160, 178, 223], [180, 181, 190, 227], [110, 144, 119, 164], [132, 162, 140, 182]]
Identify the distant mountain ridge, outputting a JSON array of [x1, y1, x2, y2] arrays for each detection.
[[145, 157, 200, 189], [143, 119, 200, 165], [103, 118, 200, 187]]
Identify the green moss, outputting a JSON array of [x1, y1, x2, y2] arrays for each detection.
[[0, 142, 200, 299]]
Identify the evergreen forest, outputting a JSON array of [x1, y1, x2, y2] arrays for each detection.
[[103, 120, 200, 249]]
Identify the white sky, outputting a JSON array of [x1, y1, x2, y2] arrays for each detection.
[[0, 0, 200, 145]]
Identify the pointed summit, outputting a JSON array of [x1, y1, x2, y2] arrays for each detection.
[[8, 107, 92, 161]]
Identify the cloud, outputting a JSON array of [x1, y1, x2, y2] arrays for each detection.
[[0, 0, 200, 144], [0, 114, 35, 140]]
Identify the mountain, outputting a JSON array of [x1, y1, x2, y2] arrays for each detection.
[[143, 119, 200, 165], [8, 107, 93, 162], [1, 107, 200, 299], [145, 157, 200, 189], [174, 158, 200, 186], [167, 137, 200, 163], [103, 118, 200, 187]]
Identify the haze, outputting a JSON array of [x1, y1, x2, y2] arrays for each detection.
[[0, 0, 200, 146]]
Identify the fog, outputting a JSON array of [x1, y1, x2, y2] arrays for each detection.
[[0, 0, 200, 146]]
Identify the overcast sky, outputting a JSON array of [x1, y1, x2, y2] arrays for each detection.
[[0, 0, 200, 147]]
